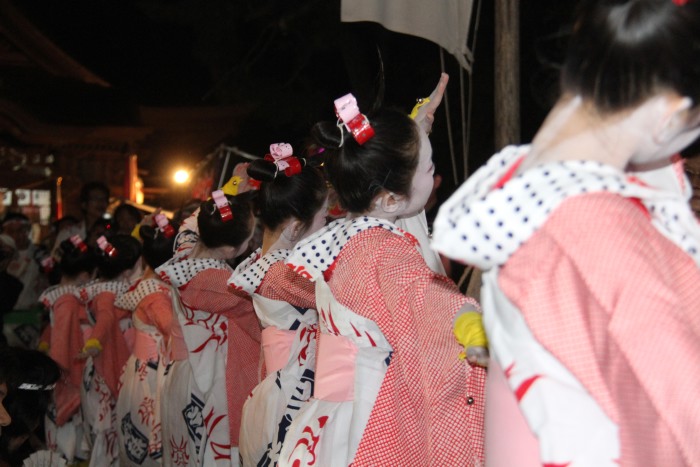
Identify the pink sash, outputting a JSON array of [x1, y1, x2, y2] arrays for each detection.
[[261, 326, 295, 375], [81, 325, 92, 345], [169, 325, 188, 362], [133, 329, 159, 362], [120, 318, 135, 353], [314, 333, 357, 402]]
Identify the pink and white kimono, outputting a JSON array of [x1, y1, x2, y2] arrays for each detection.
[[433, 145, 700, 466], [279, 217, 486, 467], [229, 248, 318, 466], [40, 284, 90, 463], [80, 280, 133, 467], [115, 277, 175, 465], [157, 246, 260, 467]]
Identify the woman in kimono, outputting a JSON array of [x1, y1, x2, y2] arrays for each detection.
[[229, 144, 328, 466], [279, 89, 488, 466], [41, 236, 95, 463], [116, 215, 178, 465], [433, 1, 700, 465], [157, 191, 260, 467], [80, 234, 142, 467]]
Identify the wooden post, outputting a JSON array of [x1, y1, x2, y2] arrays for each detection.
[[494, 0, 520, 148], [464, 0, 520, 300]]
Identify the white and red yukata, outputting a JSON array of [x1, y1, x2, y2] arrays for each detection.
[[80, 279, 133, 467], [279, 217, 486, 467], [115, 277, 176, 465], [40, 284, 90, 463], [433, 145, 700, 466], [229, 248, 318, 467], [156, 234, 260, 467]]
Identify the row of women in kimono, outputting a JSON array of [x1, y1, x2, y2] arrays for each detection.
[[37, 1, 700, 465], [37, 69, 490, 466]]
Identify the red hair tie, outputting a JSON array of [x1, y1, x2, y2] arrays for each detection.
[[212, 190, 233, 222], [69, 235, 88, 253], [97, 235, 118, 257], [334, 93, 375, 145], [673, 0, 688, 5], [154, 213, 175, 238]]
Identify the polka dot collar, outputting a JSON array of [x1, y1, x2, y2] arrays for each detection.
[[80, 279, 131, 304], [39, 284, 82, 308], [155, 256, 231, 289], [287, 216, 411, 281], [114, 278, 170, 311], [228, 248, 291, 295], [433, 145, 700, 270]]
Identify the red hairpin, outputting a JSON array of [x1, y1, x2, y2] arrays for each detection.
[[97, 236, 117, 257], [334, 93, 375, 145], [212, 190, 233, 222], [673, 0, 688, 5], [155, 213, 175, 238], [69, 235, 88, 253]]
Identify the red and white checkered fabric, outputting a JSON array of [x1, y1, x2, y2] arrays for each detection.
[[286, 220, 486, 466], [500, 193, 700, 466]]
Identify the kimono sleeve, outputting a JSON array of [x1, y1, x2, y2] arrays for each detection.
[[257, 261, 316, 309]]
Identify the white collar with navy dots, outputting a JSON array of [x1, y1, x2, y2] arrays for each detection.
[[433, 145, 700, 270], [228, 248, 291, 295], [287, 216, 414, 281]]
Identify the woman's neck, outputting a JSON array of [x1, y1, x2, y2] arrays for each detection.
[[521, 94, 654, 173], [190, 241, 229, 260], [143, 266, 156, 279], [261, 227, 287, 256]]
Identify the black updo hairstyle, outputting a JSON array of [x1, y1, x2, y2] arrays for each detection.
[[311, 107, 420, 213], [562, 0, 700, 113], [139, 223, 178, 270], [95, 234, 142, 280], [197, 191, 256, 249], [56, 238, 97, 279], [247, 151, 328, 232]]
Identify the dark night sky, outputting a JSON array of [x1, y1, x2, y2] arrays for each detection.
[[13, 0, 574, 201]]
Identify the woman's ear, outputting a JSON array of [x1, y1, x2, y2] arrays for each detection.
[[377, 191, 407, 214], [282, 219, 305, 242], [653, 96, 693, 145]]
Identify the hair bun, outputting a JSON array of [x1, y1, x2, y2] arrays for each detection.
[[247, 159, 278, 182], [311, 121, 343, 148]]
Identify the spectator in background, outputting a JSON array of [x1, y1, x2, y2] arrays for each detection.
[[1, 213, 48, 311], [0, 235, 22, 348], [113, 203, 143, 236], [0, 346, 61, 466], [53, 182, 110, 252]]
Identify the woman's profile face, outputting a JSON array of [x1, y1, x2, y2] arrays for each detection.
[[404, 129, 436, 217]]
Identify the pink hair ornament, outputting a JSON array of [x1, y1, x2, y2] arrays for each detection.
[[212, 190, 233, 222], [265, 143, 304, 177], [154, 213, 175, 238], [97, 235, 117, 257], [69, 235, 88, 253], [334, 93, 375, 146]]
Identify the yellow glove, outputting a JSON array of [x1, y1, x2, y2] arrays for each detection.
[[37, 341, 50, 353]]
